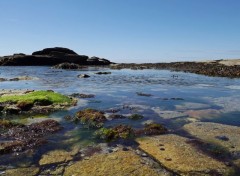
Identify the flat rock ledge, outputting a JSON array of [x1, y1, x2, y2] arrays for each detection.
[[64, 150, 162, 176], [183, 122, 240, 160], [136, 134, 233, 175]]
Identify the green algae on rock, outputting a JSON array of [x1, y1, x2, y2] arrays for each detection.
[[0, 90, 74, 114], [95, 125, 134, 141], [75, 108, 106, 128]]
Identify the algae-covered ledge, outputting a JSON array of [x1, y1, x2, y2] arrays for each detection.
[[0, 90, 76, 114]]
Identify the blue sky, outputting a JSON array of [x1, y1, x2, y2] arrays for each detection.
[[0, 0, 240, 63]]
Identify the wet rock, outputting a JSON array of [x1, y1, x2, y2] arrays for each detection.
[[16, 101, 34, 111], [5, 167, 39, 176], [136, 134, 232, 175], [135, 123, 167, 136], [0, 120, 62, 154], [52, 62, 83, 69], [4, 106, 21, 114], [9, 76, 34, 81], [215, 135, 229, 141], [95, 72, 111, 75], [107, 114, 126, 120], [136, 92, 152, 97], [183, 122, 240, 158], [75, 108, 106, 128], [64, 150, 161, 176], [95, 125, 134, 141], [0, 78, 7, 82], [77, 74, 90, 78], [39, 150, 74, 165], [70, 93, 95, 98], [0, 119, 21, 129], [128, 114, 144, 120]]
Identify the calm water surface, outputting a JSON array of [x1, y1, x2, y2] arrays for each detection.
[[1, 66, 240, 167]]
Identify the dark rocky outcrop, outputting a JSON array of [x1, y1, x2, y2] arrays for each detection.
[[0, 47, 112, 66], [111, 60, 240, 78]]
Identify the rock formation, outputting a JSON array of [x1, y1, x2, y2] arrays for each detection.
[[0, 47, 111, 66]]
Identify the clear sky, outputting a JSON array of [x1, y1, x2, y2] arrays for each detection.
[[0, 0, 240, 63]]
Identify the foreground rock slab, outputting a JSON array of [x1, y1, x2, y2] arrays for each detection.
[[136, 134, 232, 175], [5, 167, 39, 176], [39, 149, 74, 165], [183, 122, 240, 158], [64, 150, 163, 176]]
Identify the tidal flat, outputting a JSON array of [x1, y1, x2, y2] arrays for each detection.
[[1, 66, 240, 175]]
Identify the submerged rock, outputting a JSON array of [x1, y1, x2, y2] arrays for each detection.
[[70, 93, 95, 98], [136, 134, 232, 175], [95, 71, 111, 75], [136, 92, 152, 97]]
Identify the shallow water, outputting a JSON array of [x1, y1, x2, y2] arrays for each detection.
[[1, 66, 240, 168]]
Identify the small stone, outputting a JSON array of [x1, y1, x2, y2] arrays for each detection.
[[165, 157, 172, 161], [112, 148, 119, 152], [122, 147, 129, 151], [78, 74, 90, 78], [141, 153, 148, 157]]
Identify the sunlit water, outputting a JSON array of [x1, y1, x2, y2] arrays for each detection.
[[1, 66, 240, 167]]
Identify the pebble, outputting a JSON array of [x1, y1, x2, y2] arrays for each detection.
[[141, 153, 148, 157], [165, 157, 172, 161]]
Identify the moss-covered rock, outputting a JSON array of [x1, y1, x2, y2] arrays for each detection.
[[0, 90, 74, 114], [76, 108, 106, 128], [95, 125, 134, 141]]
